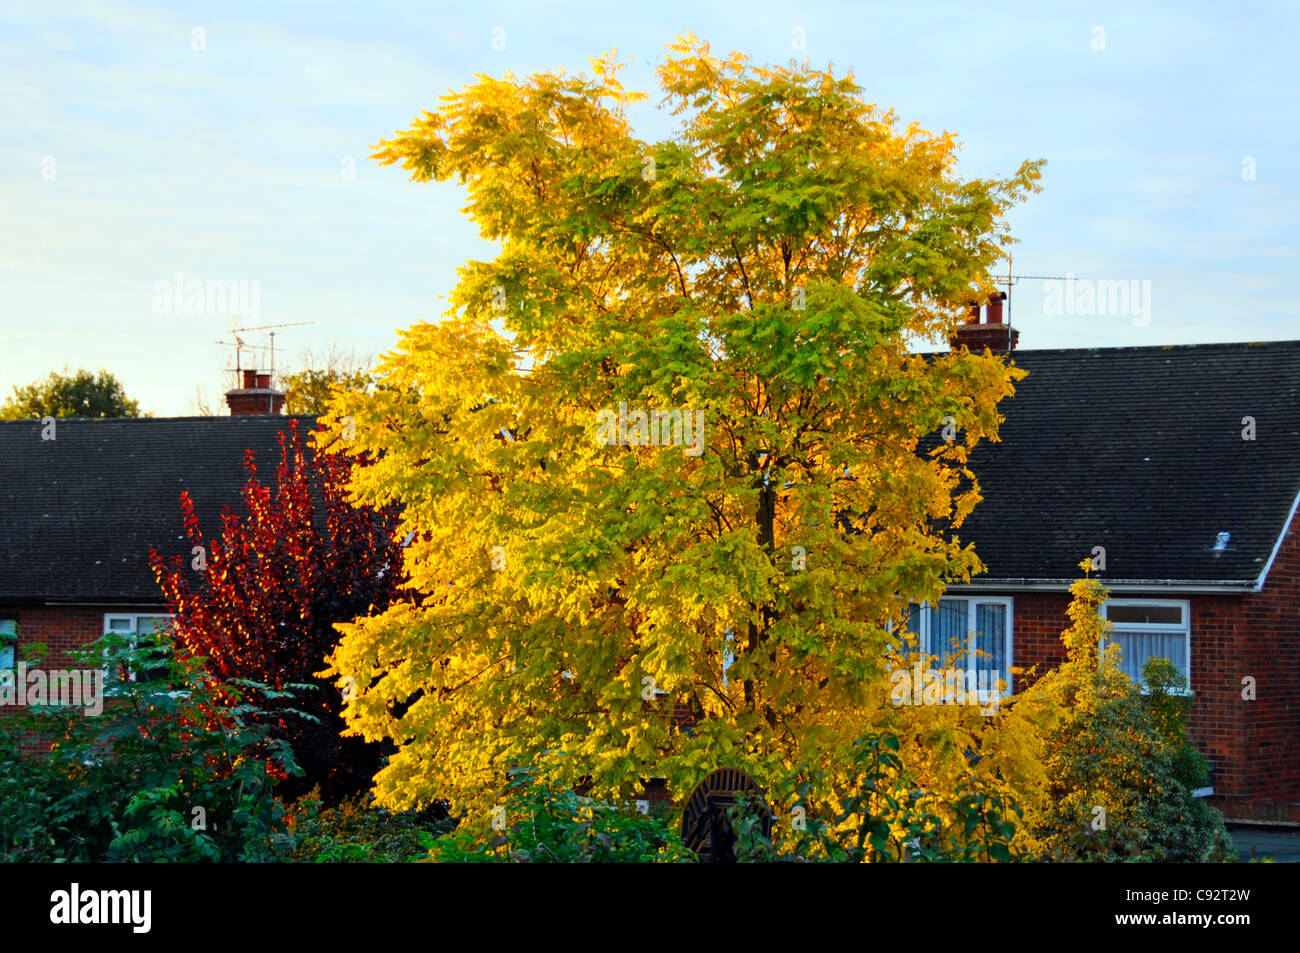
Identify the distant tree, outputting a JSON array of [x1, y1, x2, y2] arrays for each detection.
[[151, 421, 405, 804], [282, 345, 376, 415], [186, 382, 223, 416], [0, 367, 143, 419]]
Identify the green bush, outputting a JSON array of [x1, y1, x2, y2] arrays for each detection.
[[0, 628, 298, 862], [750, 733, 1026, 863], [427, 774, 696, 863], [287, 794, 455, 862]]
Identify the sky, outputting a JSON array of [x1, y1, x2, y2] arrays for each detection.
[[2, 0, 1296, 415]]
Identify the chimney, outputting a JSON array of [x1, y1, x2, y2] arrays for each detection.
[[225, 368, 286, 416], [986, 290, 1004, 325], [949, 291, 1019, 352]]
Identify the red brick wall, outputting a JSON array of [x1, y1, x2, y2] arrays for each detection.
[[0, 604, 165, 670], [1205, 499, 1300, 822]]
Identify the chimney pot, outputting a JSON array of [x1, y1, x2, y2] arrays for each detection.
[[255, 373, 271, 390], [965, 301, 981, 324], [986, 291, 1005, 325], [242, 369, 258, 389]]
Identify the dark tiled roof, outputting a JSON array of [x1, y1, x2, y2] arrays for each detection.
[[951, 340, 1300, 585], [2, 341, 1298, 603], [0, 415, 315, 604]]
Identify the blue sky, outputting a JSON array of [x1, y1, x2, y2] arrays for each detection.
[[2, 0, 1296, 415]]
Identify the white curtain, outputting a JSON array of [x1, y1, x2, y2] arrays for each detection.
[[975, 603, 1007, 673], [1110, 630, 1186, 685], [929, 600, 969, 668]]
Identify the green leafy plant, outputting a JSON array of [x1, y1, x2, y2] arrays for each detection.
[[0, 626, 298, 862], [427, 774, 695, 863], [782, 732, 1025, 863], [287, 792, 454, 862]]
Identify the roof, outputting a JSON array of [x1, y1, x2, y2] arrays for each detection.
[[0, 415, 315, 604], [947, 340, 1300, 588], [1, 341, 1298, 603]]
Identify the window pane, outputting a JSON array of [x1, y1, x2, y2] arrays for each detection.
[[1108, 604, 1182, 625], [108, 618, 133, 631], [975, 604, 1006, 674], [1109, 630, 1186, 685], [929, 600, 968, 669], [0, 644, 13, 671], [136, 617, 170, 635], [0, 620, 16, 637]]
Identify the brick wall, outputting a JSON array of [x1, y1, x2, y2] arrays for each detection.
[[1, 604, 166, 670]]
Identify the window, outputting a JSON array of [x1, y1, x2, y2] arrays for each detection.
[[103, 614, 173, 684], [896, 598, 1013, 697], [0, 618, 16, 678], [1102, 599, 1190, 691]]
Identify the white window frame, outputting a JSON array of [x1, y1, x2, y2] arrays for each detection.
[[1101, 598, 1191, 694], [102, 613, 174, 684], [0, 618, 17, 680], [898, 597, 1014, 701]]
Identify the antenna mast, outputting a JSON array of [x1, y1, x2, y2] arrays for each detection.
[[214, 318, 315, 389]]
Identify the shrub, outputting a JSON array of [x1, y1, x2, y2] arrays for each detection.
[[287, 793, 454, 862], [0, 628, 297, 862], [1023, 564, 1235, 862], [426, 774, 695, 863], [764, 732, 1026, 863]]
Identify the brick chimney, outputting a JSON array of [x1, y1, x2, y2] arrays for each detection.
[[949, 291, 1019, 352], [225, 368, 286, 415]]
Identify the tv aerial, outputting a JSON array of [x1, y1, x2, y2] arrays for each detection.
[[214, 316, 315, 387]]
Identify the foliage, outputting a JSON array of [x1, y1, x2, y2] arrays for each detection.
[[0, 628, 296, 862], [152, 420, 405, 804], [282, 367, 374, 415], [281, 344, 376, 415], [320, 35, 1043, 820], [1020, 561, 1235, 862], [761, 732, 1026, 862], [0, 366, 143, 419], [287, 792, 454, 862], [426, 774, 695, 863]]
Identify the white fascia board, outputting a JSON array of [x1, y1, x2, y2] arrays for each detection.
[[1254, 485, 1300, 592]]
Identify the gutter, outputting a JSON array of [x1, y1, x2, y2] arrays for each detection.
[[946, 579, 1258, 594]]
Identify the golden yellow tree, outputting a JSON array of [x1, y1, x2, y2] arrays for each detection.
[[320, 36, 1044, 828]]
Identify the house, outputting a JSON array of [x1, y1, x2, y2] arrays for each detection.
[[944, 305, 1300, 824], [0, 374, 306, 749], [2, 336, 1298, 824]]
